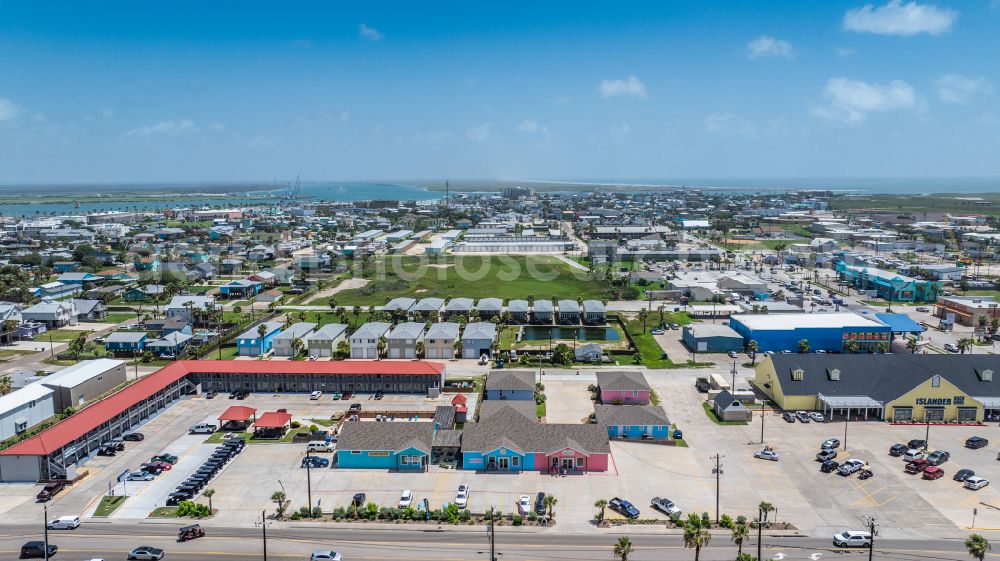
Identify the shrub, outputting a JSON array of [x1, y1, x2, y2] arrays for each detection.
[[701, 512, 711, 526], [176, 501, 211, 518], [720, 514, 733, 529], [512, 515, 523, 526], [736, 515, 747, 526], [290, 420, 302, 429], [309, 424, 319, 433], [311, 506, 322, 518], [290, 512, 302, 520], [669, 513, 681, 525], [527, 512, 537, 522], [331, 507, 346, 520], [460, 509, 472, 521]]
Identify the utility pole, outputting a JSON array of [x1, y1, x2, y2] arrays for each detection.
[[255, 510, 269, 561], [731, 359, 737, 391], [925, 417, 931, 450], [478, 507, 502, 561], [844, 415, 849, 452], [865, 516, 879, 561], [756, 504, 763, 561], [711, 454, 724, 524], [305, 451, 313, 516], [43, 503, 49, 561], [759, 401, 766, 444]]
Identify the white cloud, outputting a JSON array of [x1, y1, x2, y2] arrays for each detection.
[[0, 98, 23, 121], [812, 77, 917, 125], [599, 76, 647, 99], [935, 74, 992, 103], [843, 1, 957, 36], [705, 113, 757, 138], [359, 23, 383, 41], [124, 119, 198, 138], [516, 119, 549, 135], [747, 35, 794, 59], [466, 123, 493, 143]]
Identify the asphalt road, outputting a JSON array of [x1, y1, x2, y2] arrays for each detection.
[[0, 523, 977, 561]]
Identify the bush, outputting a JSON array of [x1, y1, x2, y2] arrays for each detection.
[[527, 512, 537, 522], [701, 512, 711, 526], [309, 424, 319, 433], [720, 514, 733, 529], [331, 507, 346, 520], [736, 515, 747, 526], [290, 420, 302, 429], [512, 515, 523, 526], [460, 509, 472, 521], [290, 512, 302, 520], [669, 513, 681, 525], [176, 500, 211, 518]]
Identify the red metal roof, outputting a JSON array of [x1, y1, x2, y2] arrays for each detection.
[[451, 394, 468, 405], [254, 411, 293, 429], [218, 405, 257, 422], [0, 360, 445, 457]]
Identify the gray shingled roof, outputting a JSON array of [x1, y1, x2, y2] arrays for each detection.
[[485, 369, 535, 391], [384, 297, 416, 312], [462, 409, 610, 455], [351, 322, 391, 340], [533, 300, 553, 313], [582, 300, 606, 313], [767, 354, 1000, 401], [558, 300, 580, 313], [594, 405, 670, 427], [336, 422, 434, 453], [462, 322, 496, 341], [507, 300, 529, 313], [273, 322, 317, 341], [432, 429, 463, 448], [478, 400, 537, 421], [433, 406, 456, 429], [596, 371, 650, 392], [388, 322, 426, 340], [305, 323, 348, 341], [477, 298, 502, 312], [413, 298, 445, 312], [425, 322, 460, 340], [445, 298, 474, 312]]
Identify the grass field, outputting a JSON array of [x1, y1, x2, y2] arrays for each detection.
[[94, 495, 127, 517], [625, 318, 713, 369], [829, 193, 1000, 217], [41, 328, 95, 341], [965, 290, 1000, 300], [96, 312, 138, 324], [327, 256, 607, 306]]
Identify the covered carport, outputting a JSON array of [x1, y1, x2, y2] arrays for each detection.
[[817, 393, 885, 421], [218, 405, 257, 431]]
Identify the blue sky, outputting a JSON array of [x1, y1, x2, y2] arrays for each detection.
[[1, 1, 999, 183]]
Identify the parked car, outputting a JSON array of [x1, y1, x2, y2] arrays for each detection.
[[650, 497, 682, 517], [954, 469, 975, 482], [97, 445, 118, 456], [301, 456, 329, 469], [330, 392, 342, 400], [754, 449, 779, 461], [127, 471, 155, 481], [517, 495, 532, 515], [205, 390, 217, 399], [965, 476, 990, 490], [47, 515, 81, 529], [455, 485, 470, 508], [966, 436, 989, 449], [833, 530, 872, 548], [122, 432, 145, 442], [838, 459, 866, 476], [20, 541, 58, 559], [820, 460, 840, 473], [889, 443, 907, 456], [728, 351, 738, 359], [37, 481, 66, 501], [905, 458, 930, 474], [821, 438, 840, 449], [310, 391, 323, 400], [816, 449, 838, 462], [907, 439, 927, 449], [795, 411, 810, 423], [534, 492, 547, 516], [608, 497, 640, 519], [310, 552, 343, 561], [809, 412, 825, 422], [781, 412, 796, 423], [923, 466, 945, 480], [128, 546, 165, 560], [149, 461, 172, 471], [151, 454, 178, 464], [189, 423, 216, 435], [399, 489, 413, 509], [903, 449, 925, 462], [944, 343, 960, 353], [916, 306, 930, 312], [926, 450, 950, 466]]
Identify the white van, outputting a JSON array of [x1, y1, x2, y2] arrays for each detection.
[[47, 516, 80, 529], [189, 423, 217, 435], [307, 441, 333, 453], [310, 391, 323, 400]]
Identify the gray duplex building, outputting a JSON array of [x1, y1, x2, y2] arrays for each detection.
[[387, 322, 427, 359]]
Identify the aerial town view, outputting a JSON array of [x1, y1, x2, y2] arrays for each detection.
[[2, 2, 1000, 561]]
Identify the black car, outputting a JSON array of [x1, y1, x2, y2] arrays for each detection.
[[108, 440, 126, 451], [534, 492, 547, 516], [205, 390, 218, 399], [966, 436, 989, 449], [302, 456, 329, 468], [781, 412, 796, 423], [352, 493, 366, 507], [374, 391, 384, 400], [20, 541, 57, 559], [96, 445, 117, 456], [954, 469, 975, 482], [122, 432, 145, 442], [139, 463, 164, 475], [889, 443, 907, 456], [167, 492, 193, 505], [609, 497, 640, 519], [908, 439, 927, 450], [926, 450, 950, 465], [820, 459, 840, 473]]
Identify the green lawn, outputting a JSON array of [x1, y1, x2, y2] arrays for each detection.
[[327, 256, 607, 306], [149, 506, 179, 518], [965, 290, 1000, 300], [96, 312, 139, 324], [625, 319, 713, 369], [94, 495, 127, 517], [536, 401, 546, 419], [208, 345, 241, 360], [41, 328, 95, 341], [701, 401, 749, 426]]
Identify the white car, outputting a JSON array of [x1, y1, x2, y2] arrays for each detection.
[[903, 449, 925, 462], [399, 489, 413, 508], [809, 412, 825, 422], [127, 471, 155, 481], [838, 459, 866, 476], [965, 476, 990, 490], [754, 449, 779, 461], [833, 530, 872, 548], [310, 552, 343, 561], [310, 391, 323, 400], [517, 495, 532, 515], [47, 516, 80, 529], [454, 484, 470, 508]]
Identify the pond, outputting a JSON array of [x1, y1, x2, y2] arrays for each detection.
[[520, 326, 621, 341]]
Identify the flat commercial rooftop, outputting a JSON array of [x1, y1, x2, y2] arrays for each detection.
[[731, 312, 884, 331]]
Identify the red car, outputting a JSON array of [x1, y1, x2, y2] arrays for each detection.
[[923, 466, 945, 480], [150, 461, 172, 471], [905, 458, 930, 474]]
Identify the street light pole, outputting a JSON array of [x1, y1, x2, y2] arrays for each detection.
[[711, 453, 724, 524], [43, 503, 49, 561], [305, 452, 313, 517], [759, 401, 766, 444], [259, 510, 269, 561], [756, 505, 763, 561]]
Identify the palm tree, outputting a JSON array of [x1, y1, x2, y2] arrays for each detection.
[[747, 340, 759, 365], [797, 339, 810, 354], [612, 536, 633, 561], [257, 324, 267, 338], [758, 501, 775, 524], [594, 499, 607, 524], [906, 336, 919, 354], [415, 340, 425, 359], [203, 488, 216, 512], [966, 534, 991, 561], [233, 305, 242, 317], [352, 305, 362, 327], [0, 374, 12, 396], [292, 337, 304, 357], [957, 337, 974, 354], [637, 308, 649, 333], [682, 513, 711, 561], [271, 490, 288, 517], [731, 521, 750, 558], [376, 335, 387, 360], [543, 494, 557, 517], [453, 340, 463, 358], [844, 339, 858, 354]]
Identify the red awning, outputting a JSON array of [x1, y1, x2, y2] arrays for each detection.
[[254, 411, 293, 429], [218, 406, 257, 422]]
